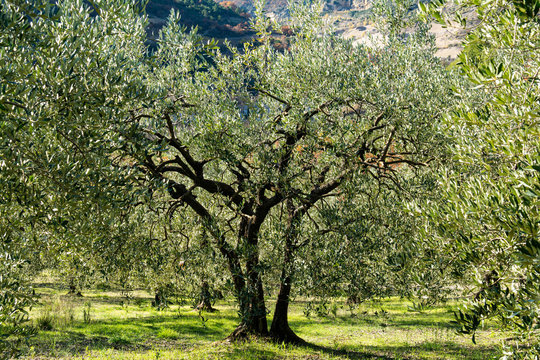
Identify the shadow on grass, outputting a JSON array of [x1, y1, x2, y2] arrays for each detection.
[[289, 315, 461, 331], [25, 313, 238, 358], [33, 282, 67, 291], [216, 342, 393, 360], [26, 331, 151, 358], [204, 345, 293, 360], [302, 342, 396, 359], [300, 340, 498, 360], [90, 312, 238, 335]]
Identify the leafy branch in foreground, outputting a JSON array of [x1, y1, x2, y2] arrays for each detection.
[[419, 0, 540, 356]]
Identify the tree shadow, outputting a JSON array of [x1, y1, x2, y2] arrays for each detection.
[[290, 315, 461, 331], [33, 282, 66, 291], [301, 342, 397, 359], [298, 339, 498, 360], [94, 314, 236, 338], [25, 312, 239, 357], [26, 331, 152, 358], [214, 345, 293, 360]]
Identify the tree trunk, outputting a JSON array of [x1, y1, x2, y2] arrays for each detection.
[[270, 199, 305, 344], [269, 244, 304, 344], [226, 301, 268, 341], [226, 216, 269, 340], [67, 280, 83, 297], [153, 289, 167, 309], [270, 274, 304, 344], [246, 254, 268, 333], [227, 253, 268, 340], [196, 281, 217, 312]]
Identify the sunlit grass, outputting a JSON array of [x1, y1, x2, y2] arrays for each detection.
[[20, 286, 504, 359]]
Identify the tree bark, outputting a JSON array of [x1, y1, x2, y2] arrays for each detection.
[[270, 274, 304, 344], [153, 289, 167, 309], [270, 200, 305, 343], [196, 281, 217, 312], [67, 279, 83, 297], [226, 215, 269, 340], [269, 241, 305, 343]]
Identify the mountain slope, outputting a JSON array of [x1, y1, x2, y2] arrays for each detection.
[[224, 0, 363, 16], [146, 0, 252, 38]]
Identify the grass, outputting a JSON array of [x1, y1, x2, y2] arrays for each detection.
[[19, 286, 504, 359]]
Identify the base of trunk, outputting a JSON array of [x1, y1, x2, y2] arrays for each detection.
[[225, 324, 252, 342], [195, 301, 218, 312], [153, 292, 169, 310], [225, 323, 270, 342], [270, 324, 305, 345], [225, 325, 305, 345], [67, 290, 83, 297]]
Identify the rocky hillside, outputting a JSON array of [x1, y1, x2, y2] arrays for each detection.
[[146, 0, 466, 60], [146, 0, 252, 38], [225, 0, 370, 16]]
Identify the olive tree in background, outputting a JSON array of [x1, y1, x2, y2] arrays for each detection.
[[135, 0, 455, 341]]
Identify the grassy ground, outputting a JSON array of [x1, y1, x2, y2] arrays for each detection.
[[19, 285, 504, 359]]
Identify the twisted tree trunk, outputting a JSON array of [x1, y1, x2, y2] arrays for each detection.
[[270, 200, 305, 344], [226, 214, 269, 340], [270, 274, 304, 344]]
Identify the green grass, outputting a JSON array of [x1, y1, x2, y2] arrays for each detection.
[[20, 287, 504, 359]]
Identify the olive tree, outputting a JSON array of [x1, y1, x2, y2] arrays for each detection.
[[1, 0, 152, 354], [130, 1, 455, 341]]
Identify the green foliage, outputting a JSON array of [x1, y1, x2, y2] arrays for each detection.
[[0, 255, 36, 358], [419, 0, 540, 356], [83, 301, 93, 324], [372, 0, 422, 35], [0, 0, 153, 355]]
